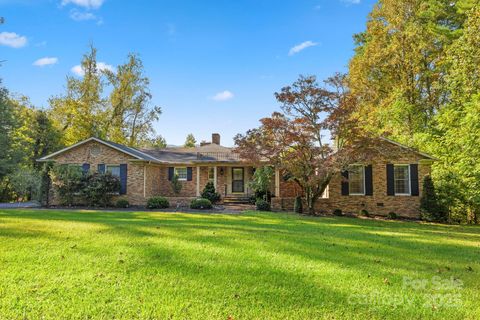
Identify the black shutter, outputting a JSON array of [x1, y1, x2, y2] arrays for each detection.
[[365, 165, 373, 196], [120, 164, 127, 195], [187, 167, 193, 181], [168, 167, 174, 181], [98, 163, 105, 174], [410, 164, 419, 196], [341, 170, 349, 196], [82, 163, 90, 174], [386, 164, 395, 196]]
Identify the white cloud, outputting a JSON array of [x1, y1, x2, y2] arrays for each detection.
[[0, 32, 27, 48], [69, 9, 103, 24], [288, 40, 318, 56], [33, 57, 59, 67], [61, 0, 104, 9], [71, 61, 113, 76], [69, 9, 97, 21], [341, 0, 361, 4], [211, 90, 234, 102]]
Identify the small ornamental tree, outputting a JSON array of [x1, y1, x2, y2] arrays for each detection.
[[235, 75, 394, 215], [171, 174, 182, 195], [201, 181, 221, 204]]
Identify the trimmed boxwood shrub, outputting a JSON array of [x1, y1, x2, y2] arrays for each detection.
[[294, 196, 303, 214], [255, 199, 271, 211], [333, 209, 343, 216], [201, 182, 221, 204], [359, 209, 370, 217], [147, 196, 169, 209], [190, 198, 213, 210], [387, 212, 398, 220], [116, 199, 130, 208]]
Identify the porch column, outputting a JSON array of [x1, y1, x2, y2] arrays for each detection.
[[196, 166, 200, 197], [213, 166, 218, 190], [275, 168, 280, 197]]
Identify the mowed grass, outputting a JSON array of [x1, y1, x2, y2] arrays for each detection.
[[0, 210, 479, 319]]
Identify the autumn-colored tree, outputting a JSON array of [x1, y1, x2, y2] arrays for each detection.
[[348, 0, 477, 147], [235, 75, 389, 215]]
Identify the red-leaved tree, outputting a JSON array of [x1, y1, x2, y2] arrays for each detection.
[[235, 74, 392, 215]]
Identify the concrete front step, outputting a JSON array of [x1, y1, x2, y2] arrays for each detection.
[[223, 196, 251, 204]]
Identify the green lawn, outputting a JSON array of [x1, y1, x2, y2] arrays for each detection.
[[0, 210, 479, 319]]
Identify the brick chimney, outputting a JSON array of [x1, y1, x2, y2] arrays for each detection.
[[212, 133, 221, 145]]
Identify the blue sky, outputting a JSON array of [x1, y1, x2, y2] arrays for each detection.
[[0, 0, 375, 146]]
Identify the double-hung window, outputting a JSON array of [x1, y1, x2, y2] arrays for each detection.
[[208, 167, 215, 181], [175, 167, 188, 181], [394, 165, 410, 195], [349, 165, 365, 195], [106, 165, 121, 177]]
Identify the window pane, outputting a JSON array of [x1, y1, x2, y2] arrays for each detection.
[[349, 165, 365, 195], [107, 165, 120, 177], [394, 165, 410, 194], [208, 167, 214, 181], [175, 168, 187, 180], [233, 168, 243, 180]]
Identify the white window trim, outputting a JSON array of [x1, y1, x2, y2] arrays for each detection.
[[394, 164, 411, 196], [349, 164, 366, 196], [174, 167, 188, 181]]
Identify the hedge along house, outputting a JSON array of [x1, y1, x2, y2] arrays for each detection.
[[39, 133, 436, 217]]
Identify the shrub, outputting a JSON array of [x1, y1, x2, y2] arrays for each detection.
[[201, 181, 221, 204], [255, 199, 271, 211], [50, 165, 84, 206], [81, 172, 121, 207], [147, 197, 170, 209], [387, 212, 398, 219], [420, 175, 448, 222], [359, 209, 370, 217], [294, 196, 303, 213], [333, 209, 343, 216], [190, 198, 213, 210], [116, 199, 130, 208]]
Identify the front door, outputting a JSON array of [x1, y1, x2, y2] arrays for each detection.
[[232, 167, 244, 193]]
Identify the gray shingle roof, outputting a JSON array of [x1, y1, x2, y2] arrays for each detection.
[[140, 143, 242, 163], [38, 137, 245, 164]]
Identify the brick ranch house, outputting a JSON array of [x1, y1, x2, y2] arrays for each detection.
[[38, 133, 435, 217]]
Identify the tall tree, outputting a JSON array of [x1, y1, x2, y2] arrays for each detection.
[[235, 75, 386, 214], [184, 134, 196, 148], [433, 7, 480, 223], [104, 54, 162, 147], [0, 80, 18, 193], [49, 45, 106, 145], [348, 0, 476, 147]]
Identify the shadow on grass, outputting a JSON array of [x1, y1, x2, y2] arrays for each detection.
[[0, 209, 479, 318]]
